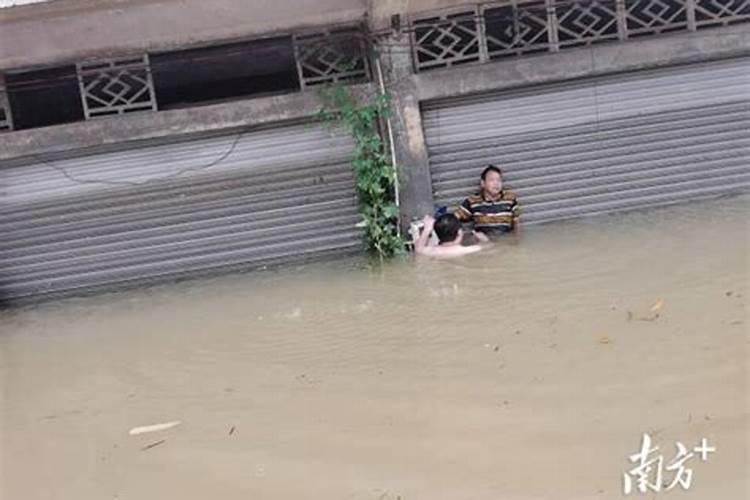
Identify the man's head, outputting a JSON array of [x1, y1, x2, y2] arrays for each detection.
[[480, 164, 503, 197], [433, 213, 462, 244]]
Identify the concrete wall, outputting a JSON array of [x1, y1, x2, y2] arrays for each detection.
[[3, 26, 748, 160], [0, 82, 375, 161], [414, 25, 750, 101], [368, 0, 479, 29], [0, 0, 466, 71], [0, 0, 368, 70]]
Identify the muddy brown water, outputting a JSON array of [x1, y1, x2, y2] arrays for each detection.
[[1, 195, 748, 500]]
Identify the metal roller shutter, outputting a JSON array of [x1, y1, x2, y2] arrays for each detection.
[[0, 122, 362, 301], [423, 57, 750, 224]]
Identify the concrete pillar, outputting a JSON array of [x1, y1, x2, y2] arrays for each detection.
[[378, 32, 435, 230]]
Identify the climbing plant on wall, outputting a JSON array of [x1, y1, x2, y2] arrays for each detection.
[[319, 85, 404, 260]]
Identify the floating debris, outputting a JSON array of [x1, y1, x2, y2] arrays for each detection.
[[129, 420, 181, 436], [141, 439, 166, 451], [229, 426, 236, 436], [598, 336, 612, 344], [285, 307, 302, 319], [625, 299, 666, 322], [638, 313, 660, 322], [628, 299, 665, 321]]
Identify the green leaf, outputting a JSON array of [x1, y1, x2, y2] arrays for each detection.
[[382, 203, 400, 219]]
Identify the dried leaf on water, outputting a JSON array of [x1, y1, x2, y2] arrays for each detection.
[[129, 420, 182, 436], [141, 439, 166, 451], [650, 299, 664, 312]]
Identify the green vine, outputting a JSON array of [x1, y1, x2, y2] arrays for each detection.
[[319, 85, 405, 260]]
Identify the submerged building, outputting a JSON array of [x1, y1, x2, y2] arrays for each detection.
[[1, 0, 748, 301]]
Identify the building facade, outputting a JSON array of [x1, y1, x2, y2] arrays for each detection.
[[1, 0, 749, 301]]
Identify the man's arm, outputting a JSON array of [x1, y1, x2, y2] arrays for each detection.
[[511, 198, 521, 235], [455, 198, 473, 223], [414, 215, 436, 256]]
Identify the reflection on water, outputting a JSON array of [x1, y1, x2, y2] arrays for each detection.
[[1, 195, 748, 500]]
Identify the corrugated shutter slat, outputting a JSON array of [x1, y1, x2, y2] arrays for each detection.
[[0, 122, 362, 301]]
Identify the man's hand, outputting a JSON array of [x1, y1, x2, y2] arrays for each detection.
[[512, 218, 521, 237], [415, 215, 436, 255]]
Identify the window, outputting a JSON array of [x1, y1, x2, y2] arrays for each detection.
[[151, 37, 299, 109], [5, 65, 84, 130]]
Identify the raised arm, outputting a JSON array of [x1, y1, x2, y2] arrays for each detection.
[[414, 215, 436, 256]]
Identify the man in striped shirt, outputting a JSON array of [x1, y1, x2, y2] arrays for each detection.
[[456, 165, 520, 236]]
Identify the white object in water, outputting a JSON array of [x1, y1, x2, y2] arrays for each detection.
[[650, 299, 664, 312], [129, 420, 182, 435]]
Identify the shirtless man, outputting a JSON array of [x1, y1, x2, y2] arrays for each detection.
[[414, 214, 485, 258]]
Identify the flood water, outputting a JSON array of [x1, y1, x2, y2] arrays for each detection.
[[1, 195, 748, 500]]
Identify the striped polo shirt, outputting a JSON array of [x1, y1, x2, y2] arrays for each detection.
[[456, 190, 520, 234]]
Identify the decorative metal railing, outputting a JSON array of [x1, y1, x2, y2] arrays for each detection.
[[410, 0, 750, 71], [293, 28, 371, 89], [76, 55, 158, 119], [0, 27, 371, 131], [0, 0, 746, 131]]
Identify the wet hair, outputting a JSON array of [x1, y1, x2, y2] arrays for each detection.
[[433, 213, 461, 243], [481, 164, 503, 181]]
